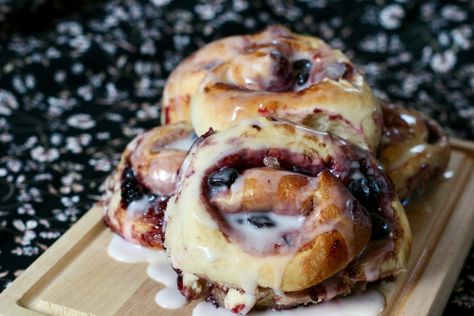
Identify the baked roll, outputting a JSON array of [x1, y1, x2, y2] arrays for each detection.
[[379, 102, 450, 200], [102, 123, 195, 249], [162, 25, 382, 152], [164, 117, 411, 313]]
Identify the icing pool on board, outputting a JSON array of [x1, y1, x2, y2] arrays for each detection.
[[107, 235, 385, 315]]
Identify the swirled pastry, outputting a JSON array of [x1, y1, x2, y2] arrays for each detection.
[[164, 117, 411, 313], [162, 25, 382, 152], [102, 123, 195, 249], [379, 102, 450, 200]]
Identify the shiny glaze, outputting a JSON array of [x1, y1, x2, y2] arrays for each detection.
[[379, 102, 449, 199], [107, 235, 187, 309], [108, 236, 385, 315]]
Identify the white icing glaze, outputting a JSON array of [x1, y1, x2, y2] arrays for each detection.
[[210, 168, 319, 215], [358, 239, 394, 282], [146, 150, 186, 195], [108, 232, 162, 263], [400, 113, 417, 125], [107, 235, 185, 309], [409, 144, 427, 154], [147, 260, 177, 287], [155, 288, 187, 309], [166, 133, 196, 151], [195, 244, 221, 262], [193, 290, 385, 316], [108, 198, 383, 315], [443, 170, 454, 179], [225, 212, 305, 253]]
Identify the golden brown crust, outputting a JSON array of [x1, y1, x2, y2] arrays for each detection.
[[280, 171, 372, 291], [192, 79, 381, 151]]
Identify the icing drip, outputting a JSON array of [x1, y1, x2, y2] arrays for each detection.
[[108, 233, 163, 263], [108, 235, 385, 315], [166, 133, 196, 151], [193, 290, 385, 316], [155, 288, 187, 309], [107, 235, 186, 309]]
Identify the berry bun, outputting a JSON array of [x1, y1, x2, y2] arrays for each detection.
[[101, 123, 195, 249], [379, 102, 450, 200], [164, 117, 411, 313], [162, 25, 382, 152]]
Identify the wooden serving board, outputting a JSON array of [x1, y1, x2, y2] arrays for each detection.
[[1, 141, 474, 316]]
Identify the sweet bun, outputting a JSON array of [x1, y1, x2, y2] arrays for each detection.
[[164, 117, 411, 312], [102, 123, 194, 248], [162, 25, 382, 152]]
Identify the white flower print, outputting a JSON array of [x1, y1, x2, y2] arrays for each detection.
[[379, 4, 405, 29], [67, 113, 96, 129], [430, 50, 457, 73]]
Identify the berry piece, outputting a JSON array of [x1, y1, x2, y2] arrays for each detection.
[[370, 212, 390, 240], [348, 177, 381, 210], [208, 167, 239, 188], [121, 167, 145, 206], [292, 59, 312, 86], [247, 214, 275, 228]]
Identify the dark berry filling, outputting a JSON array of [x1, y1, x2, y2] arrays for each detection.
[[116, 166, 168, 247], [271, 51, 291, 82], [426, 119, 442, 144], [208, 167, 239, 189], [369, 212, 390, 240], [140, 198, 168, 247], [348, 177, 381, 211], [120, 166, 158, 207], [268, 51, 292, 92], [292, 59, 312, 86], [121, 167, 148, 206], [247, 214, 276, 228], [348, 177, 388, 240]]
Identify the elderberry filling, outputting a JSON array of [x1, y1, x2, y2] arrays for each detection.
[[348, 176, 389, 240], [120, 166, 157, 207], [208, 167, 239, 189], [203, 148, 393, 245], [292, 59, 312, 86]]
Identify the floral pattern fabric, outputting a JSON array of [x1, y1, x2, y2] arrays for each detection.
[[0, 0, 473, 314]]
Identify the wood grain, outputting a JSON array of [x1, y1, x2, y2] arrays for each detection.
[[1, 146, 473, 316]]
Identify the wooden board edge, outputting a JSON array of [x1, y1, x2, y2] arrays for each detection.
[[402, 165, 474, 316], [450, 137, 474, 152], [0, 205, 104, 315], [380, 152, 474, 316]]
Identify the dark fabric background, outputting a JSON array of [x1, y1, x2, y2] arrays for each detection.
[[0, 0, 473, 314]]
